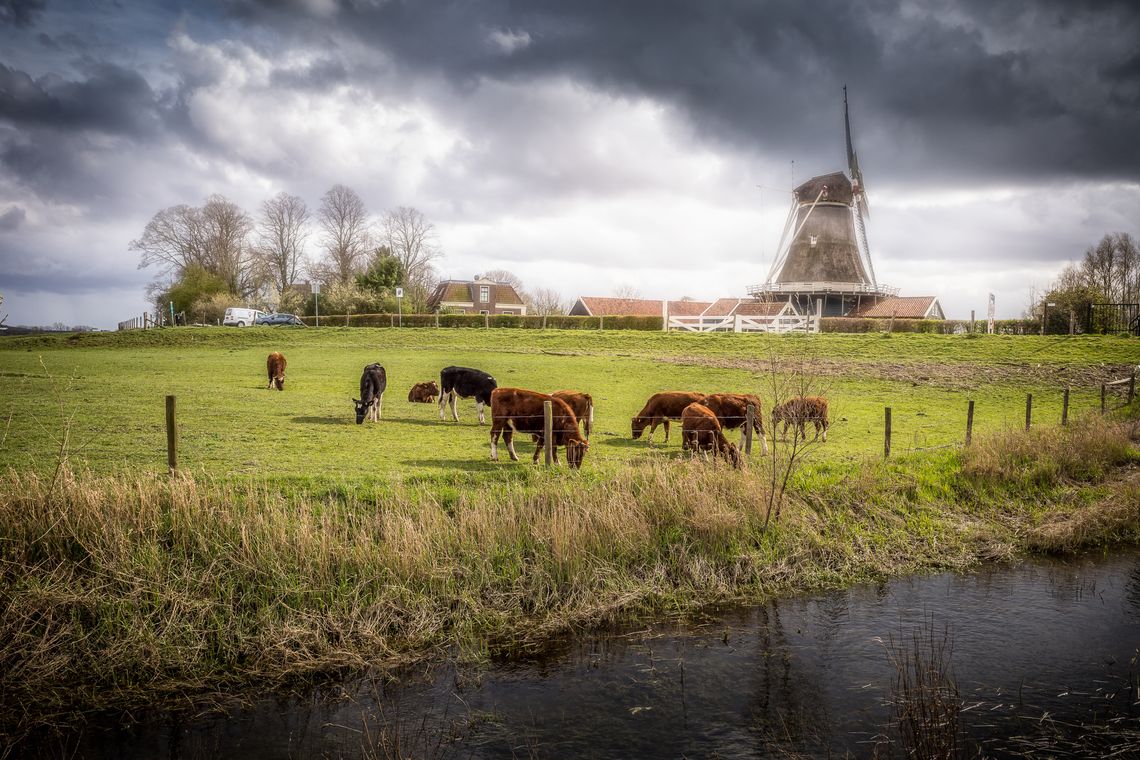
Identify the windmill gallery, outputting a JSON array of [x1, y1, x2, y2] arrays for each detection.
[[569, 89, 944, 331]]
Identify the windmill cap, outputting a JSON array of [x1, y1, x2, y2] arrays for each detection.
[[794, 171, 853, 205]]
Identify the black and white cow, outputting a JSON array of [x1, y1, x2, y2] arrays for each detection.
[[439, 366, 497, 424], [354, 363, 387, 424]]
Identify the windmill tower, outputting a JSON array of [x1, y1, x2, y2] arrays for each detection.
[[749, 88, 896, 315]]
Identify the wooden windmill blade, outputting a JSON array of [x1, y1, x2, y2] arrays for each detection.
[[845, 85, 878, 288]]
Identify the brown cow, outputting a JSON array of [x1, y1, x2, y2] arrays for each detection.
[[681, 402, 742, 467], [266, 352, 286, 391], [631, 391, 705, 444], [408, 380, 440, 403], [770, 396, 830, 442], [552, 390, 593, 439], [490, 387, 589, 468], [698, 393, 769, 455]]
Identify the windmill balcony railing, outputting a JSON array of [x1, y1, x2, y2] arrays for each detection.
[[746, 281, 899, 298]]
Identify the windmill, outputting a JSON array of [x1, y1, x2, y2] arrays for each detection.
[[749, 87, 895, 315]]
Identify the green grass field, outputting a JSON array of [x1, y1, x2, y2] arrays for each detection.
[[1, 328, 1136, 484]]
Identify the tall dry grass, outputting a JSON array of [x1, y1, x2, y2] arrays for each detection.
[[1, 414, 1136, 732]]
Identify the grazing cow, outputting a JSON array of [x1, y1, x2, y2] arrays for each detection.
[[770, 396, 830, 442], [698, 393, 769, 455], [266, 352, 286, 391], [490, 387, 589, 468], [631, 391, 705, 444], [681, 402, 742, 467], [552, 390, 594, 439], [354, 363, 387, 424], [439, 366, 497, 424], [408, 380, 439, 403]]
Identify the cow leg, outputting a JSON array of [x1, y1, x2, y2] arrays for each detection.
[[438, 391, 447, 420], [663, 419, 670, 443], [759, 426, 770, 455], [490, 427, 500, 460], [476, 400, 485, 425], [450, 391, 460, 422], [821, 422, 828, 442], [505, 429, 519, 461], [532, 434, 542, 464], [377, 392, 383, 420]]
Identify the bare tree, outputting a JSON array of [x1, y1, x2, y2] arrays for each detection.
[[256, 192, 310, 294], [318, 185, 371, 284], [200, 195, 254, 295], [131, 204, 208, 277], [526, 287, 569, 315], [482, 269, 524, 290], [132, 195, 255, 296], [612, 283, 642, 299], [382, 206, 442, 292]]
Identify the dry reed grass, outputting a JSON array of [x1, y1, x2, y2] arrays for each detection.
[[1, 414, 1137, 736]]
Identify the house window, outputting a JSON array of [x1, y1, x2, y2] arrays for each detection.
[[809, 234, 818, 247], [479, 285, 490, 303], [479, 309, 489, 315]]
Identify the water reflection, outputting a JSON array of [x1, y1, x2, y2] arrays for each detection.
[[14, 549, 1140, 759]]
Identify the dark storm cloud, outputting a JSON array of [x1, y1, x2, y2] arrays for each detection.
[[0, 61, 163, 137], [223, 0, 1140, 185], [0, 0, 46, 28]]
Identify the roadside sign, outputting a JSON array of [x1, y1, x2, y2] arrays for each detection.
[[395, 287, 404, 298], [312, 282, 321, 294]]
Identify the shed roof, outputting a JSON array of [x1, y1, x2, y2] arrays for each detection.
[[850, 296, 943, 319]]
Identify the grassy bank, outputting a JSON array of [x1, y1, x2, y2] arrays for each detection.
[[2, 414, 1138, 737]]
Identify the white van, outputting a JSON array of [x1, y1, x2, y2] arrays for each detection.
[[223, 307, 265, 327]]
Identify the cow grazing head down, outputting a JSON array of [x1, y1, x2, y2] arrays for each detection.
[[353, 398, 370, 424], [266, 352, 286, 391], [565, 437, 589, 469]]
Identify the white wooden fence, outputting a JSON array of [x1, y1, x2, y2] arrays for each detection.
[[667, 313, 818, 333]]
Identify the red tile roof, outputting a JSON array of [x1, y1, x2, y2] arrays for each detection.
[[573, 297, 713, 316], [850, 296, 942, 319], [734, 301, 791, 317]]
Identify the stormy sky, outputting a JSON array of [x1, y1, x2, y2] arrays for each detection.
[[1, 0, 1138, 327]]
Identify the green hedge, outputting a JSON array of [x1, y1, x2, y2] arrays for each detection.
[[298, 313, 665, 330], [819, 318, 973, 334]]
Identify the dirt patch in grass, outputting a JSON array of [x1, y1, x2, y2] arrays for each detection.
[[657, 355, 1136, 391]]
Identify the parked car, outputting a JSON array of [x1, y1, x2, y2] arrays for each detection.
[[223, 307, 265, 327], [255, 312, 306, 327]]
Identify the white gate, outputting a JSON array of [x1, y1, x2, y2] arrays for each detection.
[[668, 314, 818, 334]]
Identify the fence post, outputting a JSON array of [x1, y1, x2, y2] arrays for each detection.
[[1062, 387, 1070, 426], [1069, 309, 1076, 335], [887, 311, 896, 334], [970, 310, 975, 333], [1025, 394, 1033, 431], [745, 404, 755, 455], [1101, 384, 1107, 415], [434, 312, 439, 328], [884, 407, 892, 458], [484, 312, 490, 329], [966, 400, 974, 446], [599, 315, 604, 331], [390, 314, 394, 328], [165, 395, 178, 474], [542, 313, 547, 330], [543, 400, 553, 467], [1130, 371, 1136, 404]]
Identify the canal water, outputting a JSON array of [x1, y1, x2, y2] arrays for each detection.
[[17, 549, 1140, 758]]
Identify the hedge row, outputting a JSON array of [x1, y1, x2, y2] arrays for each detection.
[[296, 313, 1051, 335], [298, 313, 665, 330]]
